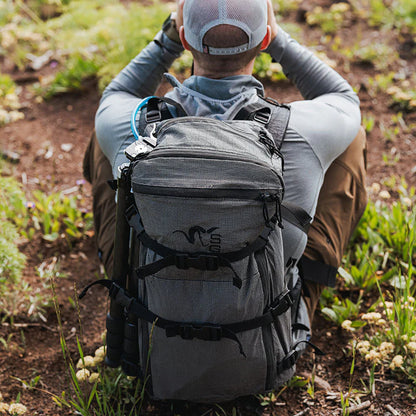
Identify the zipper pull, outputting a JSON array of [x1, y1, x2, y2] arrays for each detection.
[[259, 131, 277, 156]]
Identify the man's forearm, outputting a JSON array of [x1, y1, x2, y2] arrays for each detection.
[[101, 31, 184, 103], [266, 28, 359, 107]]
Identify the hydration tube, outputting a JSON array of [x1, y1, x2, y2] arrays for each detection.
[[130, 96, 157, 141]]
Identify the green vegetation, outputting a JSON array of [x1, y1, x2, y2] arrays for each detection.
[[322, 182, 416, 386], [306, 3, 352, 34], [0, 73, 24, 125], [0, 173, 92, 321]]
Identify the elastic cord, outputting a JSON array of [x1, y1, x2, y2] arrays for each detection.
[[130, 96, 157, 141]]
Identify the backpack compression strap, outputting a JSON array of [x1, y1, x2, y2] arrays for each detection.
[[125, 202, 280, 289], [78, 277, 302, 358]]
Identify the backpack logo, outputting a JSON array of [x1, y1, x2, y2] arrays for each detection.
[[174, 226, 222, 252]]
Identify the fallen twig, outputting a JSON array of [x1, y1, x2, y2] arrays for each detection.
[[293, 408, 310, 416], [348, 400, 371, 414], [1, 322, 56, 332], [386, 404, 400, 415], [300, 371, 332, 392], [374, 378, 412, 389]]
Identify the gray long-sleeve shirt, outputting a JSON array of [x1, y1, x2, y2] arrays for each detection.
[[95, 27, 361, 270]]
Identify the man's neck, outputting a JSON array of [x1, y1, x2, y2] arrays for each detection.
[[193, 61, 255, 79]]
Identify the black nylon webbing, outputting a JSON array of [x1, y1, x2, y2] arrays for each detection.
[[107, 281, 297, 334], [126, 206, 277, 269], [298, 255, 338, 287], [233, 96, 290, 150], [281, 202, 312, 234]]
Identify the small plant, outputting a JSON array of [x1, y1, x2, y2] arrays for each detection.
[[258, 376, 308, 409], [0, 73, 24, 125], [347, 42, 398, 71], [254, 53, 286, 81], [386, 85, 416, 112], [320, 289, 364, 328], [306, 3, 352, 34], [362, 114, 375, 133], [39, 55, 99, 98]]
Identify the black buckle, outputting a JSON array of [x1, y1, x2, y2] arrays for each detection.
[[170, 324, 222, 341], [253, 108, 271, 125], [145, 109, 161, 123], [174, 254, 219, 271], [270, 290, 293, 318], [124, 203, 137, 220]]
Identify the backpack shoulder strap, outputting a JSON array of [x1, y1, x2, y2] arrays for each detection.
[[137, 96, 188, 136], [145, 96, 188, 122], [233, 95, 290, 150]]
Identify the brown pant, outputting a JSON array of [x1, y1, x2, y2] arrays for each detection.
[[83, 133, 116, 277], [303, 127, 367, 321], [83, 128, 367, 321]]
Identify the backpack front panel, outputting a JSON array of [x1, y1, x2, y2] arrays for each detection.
[[131, 117, 294, 401]]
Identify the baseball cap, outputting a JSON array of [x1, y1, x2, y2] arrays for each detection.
[[183, 0, 268, 55]]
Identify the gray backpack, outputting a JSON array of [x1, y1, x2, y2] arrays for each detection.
[[81, 96, 317, 403]]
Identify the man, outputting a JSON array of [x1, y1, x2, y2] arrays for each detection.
[[85, 0, 366, 324]]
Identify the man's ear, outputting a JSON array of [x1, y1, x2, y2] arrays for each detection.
[[260, 26, 272, 51], [179, 26, 191, 51]]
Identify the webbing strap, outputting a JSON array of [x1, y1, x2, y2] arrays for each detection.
[[145, 96, 188, 123], [277, 340, 325, 372], [233, 96, 290, 150], [78, 279, 299, 357], [126, 204, 278, 280], [298, 255, 338, 287], [281, 202, 312, 234]]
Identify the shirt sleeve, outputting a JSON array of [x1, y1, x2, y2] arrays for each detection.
[[95, 32, 184, 176], [265, 28, 361, 169]]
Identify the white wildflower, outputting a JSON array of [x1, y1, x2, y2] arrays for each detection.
[[411, 334, 416, 342], [376, 319, 386, 326], [8, 403, 27, 415], [379, 342, 395, 358], [0, 30, 15, 49], [402, 334, 409, 342], [75, 368, 90, 382], [0, 402, 9, 413], [379, 190, 391, 199], [389, 355, 404, 370], [95, 346, 106, 359], [89, 372, 100, 384], [356, 340, 371, 355], [370, 183, 381, 194], [361, 312, 382, 323], [386, 86, 402, 96], [76, 355, 95, 369], [341, 320, 354, 332], [406, 342, 416, 354], [365, 349, 381, 363], [395, 91, 412, 101], [330, 2, 350, 13]]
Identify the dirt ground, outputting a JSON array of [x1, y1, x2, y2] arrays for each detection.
[[1, 1, 416, 415]]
